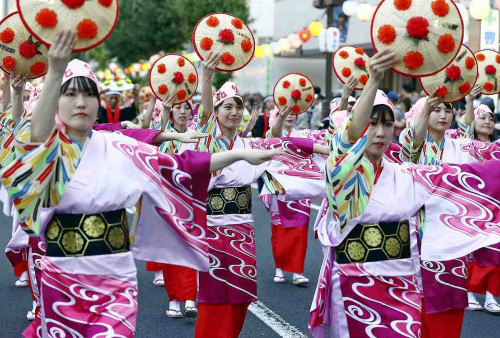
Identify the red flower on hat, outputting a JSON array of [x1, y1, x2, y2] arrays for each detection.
[[291, 105, 301, 113], [306, 94, 313, 102], [437, 34, 455, 53], [188, 73, 197, 84], [2, 56, 15, 71], [241, 40, 253, 53], [483, 82, 494, 92], [435, 86, 448, 98], [403, 51, 424, 70], [459, 82, 471, 94], [445, 65, 461, 81], [299, 78, 307, 87], [62, 0, 85, 9], [98, 0, 113, 7], [291, 89, 301, 100], [221, 52, 235, 66], [378, 25, 396, 45], [406, 17, 429, 40], [177, 57, 185, 67], [157, 63, 166, 74], [0, 28, 14, 44], [431, 0, 449, 17], [35, 9, 58, 28], [282, 80, 291, 89], [354, 57, 366, 68], [355, 48, 364, 55], [206, 16, 220, 28], [173, 72, 184, 85], [394, 0, 412, 11], [496, 55, 500, 64], [232, 18, 244, 29], [77, 19, 98, 40], [278, 96, 287, 105], [219, 29, 235, 44], [31, 62, 46, 76], [485, 65, 497, 75], [177, 90, 187, 100], [19, 41, 38, 59], [339, 50, 349, 59], [341, 67, 352, 77], [465, 56, 475, 70], [158, 84, 168, 95], [200, 37, 213, 51], [359, 74, 368, 85], [476, 53, 485, 61]]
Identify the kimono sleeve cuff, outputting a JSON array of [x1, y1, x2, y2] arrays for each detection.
[[280, 137, 314, 155]]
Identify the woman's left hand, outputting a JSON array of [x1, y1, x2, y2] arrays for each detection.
[[48, 30, 76, 75], [176, 131, 208, 143], [9, 73, 29, 94], [121, 120, 140, 129], [240, 148, 285, 165]]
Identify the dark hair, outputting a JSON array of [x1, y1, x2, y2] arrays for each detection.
[[443, 102, 452, 110], [60, 76, 100, 102], [370, 104, 394, 123]]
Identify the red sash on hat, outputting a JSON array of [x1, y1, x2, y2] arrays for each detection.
[[106, 104, 121, 123]]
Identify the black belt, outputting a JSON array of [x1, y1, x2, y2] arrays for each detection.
[[45, 209, 130, 257], [335, 220, 410, 264], [207, 186, 252, 215]]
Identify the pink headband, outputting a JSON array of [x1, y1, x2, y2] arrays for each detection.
[[62, 59, 98, 86], [352, 90, 395, 116], [474, 104, 494, 119], [213, 81, 243, 108]]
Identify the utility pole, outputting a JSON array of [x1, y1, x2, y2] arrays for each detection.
[[323, 4, 334, 119]]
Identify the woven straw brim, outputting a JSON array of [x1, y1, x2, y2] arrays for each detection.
[[0, 12, 48, 79], [139, 87, 153, 103], [371, 0, 463, 77], [332, 46, 370, 90], [475, 49, 500, 95], [273, 73, 315, 115], [192, 13, 255, 72], [420, 45, 478, 103], [17, 0, 119, 53], [149, 54, 198, 104], [102, 80, 134, 93]]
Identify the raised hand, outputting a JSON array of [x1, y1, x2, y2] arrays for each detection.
[[202, 50, 221, 80], [343, 75, 359, 97], [9, 72, 29, 94], [368, 49, 399, 83], [48, 29, 76, 75], [422, 89, 444, 115]]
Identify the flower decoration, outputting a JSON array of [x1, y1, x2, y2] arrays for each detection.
[[206, 16, 219, 28], [404, 51, 424, 70], [445, 64, 461, 81], [219, 29, 235, 44], [341, 67, 352, 77], [200, 37, 213, 51], [339, 50, 349, 59], [31, 62, 46, 76], [35, 8, 58, 28], [435, 86, 448, 98], [173, 72, 184, 85], [177, 57, 185, 67], [299, 78, 307, 87], [2, 56, 16, 70], [177, 90, 187, 100], [359, 74, 368, 85], [291, 89, 301, 100], [188, 73, 197, 83], [19, 37, 43, 59], [476, 53, 485, 61], [241, 40, 252, 53], [62, 0, 85, 9], [278, 96, 287, 105], [485, 65, 497, 75], [496, 55, 500, 64], [221, 52, 235, 66], [459, 82, 471, 94], [157, 63, 166, 74], [465, 57, 475, 70], [306, 94, 313, 102], [0, 28, 14, 44], [394, 0, 412, 11], [354, 57, 366, 69], [355, 48, 364, 55], [291, 105, 301, 113], [406, 17, 429, 41], [431, 0, 449, 17], [158, 84, 168, 95], [99, 0, 113, 7], [437, 34, 455, 53], [282, 81, 291, 89], [378, 25, 396, 45], [232, 18, 243, 29], [483, 82, 494, 91], [77, 19, 98, 40]]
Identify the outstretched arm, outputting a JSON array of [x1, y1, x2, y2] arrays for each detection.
[[209, 148, 284, 173]]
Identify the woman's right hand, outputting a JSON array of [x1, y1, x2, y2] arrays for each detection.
[[162, 93, 177, 110], [48, 30, 76, 75], [422, 89, 443, 115], [466, 84, 482, 102], [368, 49, 399, 83], [202, 50, 221, 80], [277, 106, 292, 120], [9, 73, 29, 94], [342, 76, 358, 98], [240, 148, 285, 165]]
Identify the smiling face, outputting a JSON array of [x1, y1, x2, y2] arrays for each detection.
[[475, 112, 495, 139], [58, 77, 100, 135], [282, 113, 297, 130], [215, 97, 244, 133], [428, 103, 453, 136], [364, 105, 395, 163], [171, 102, 192, 130]]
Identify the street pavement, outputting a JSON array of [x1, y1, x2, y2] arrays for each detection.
[[1, 192, 499, 337]]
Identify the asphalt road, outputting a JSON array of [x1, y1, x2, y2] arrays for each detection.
[[1, 192, 499, 337]]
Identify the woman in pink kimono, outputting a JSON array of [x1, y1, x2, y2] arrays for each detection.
[[0, 31, 281, 337], [194, 51, 328, 338]]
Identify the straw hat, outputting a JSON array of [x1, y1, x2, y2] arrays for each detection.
[[371, 0, 464, 77], [0, 12, 48, 79], [474, 49, 500, 95], [102, 77, 134, 94], [149, 54, 198, 104], [332, 46, 370, 90], [192, 13, 255, 72], [17, 0, 119, 52], [139, 86, 153, 104], [419, 44, 478, 103], [273, 73, 315, 115]]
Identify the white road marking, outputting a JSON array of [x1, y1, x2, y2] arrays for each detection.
[[248, 301, 308, 338]]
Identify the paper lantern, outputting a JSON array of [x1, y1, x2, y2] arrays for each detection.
[[271, 42, 281, 55], [288, 33, 302, 49], [309, 21, 325, 37], [254, 45, 265, 58], [261, 44, 273, 57], [299, 27, 312, 42], [356, 3, 373, 21], [133, 63, 141, 73], [342, 0, 358, 16], [470, 0, 490, 20], [141, 62, 150, 71], [279, 38, 291, 53]]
